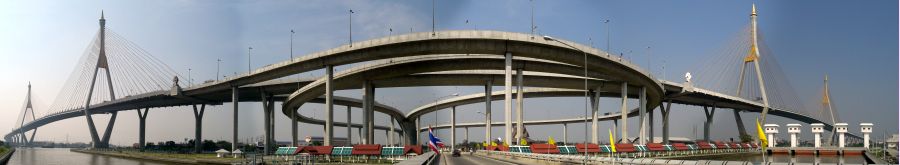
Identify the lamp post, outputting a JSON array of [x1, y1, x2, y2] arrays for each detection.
[[188, 68, 192, 87], [247, 47, 253, 73], [349, 10, 354, 47], [543, 35, 589, 165], [432, 93, 459, 138], [604, 19, 611, 57], [290, 29, 294, 61], [216, 59, 221, 81]]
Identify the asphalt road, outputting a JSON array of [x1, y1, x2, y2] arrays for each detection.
[[441, 152, 518, 165]]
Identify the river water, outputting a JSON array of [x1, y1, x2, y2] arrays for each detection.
[[6, 148, 166, 165], [676, 152, 868, 164]]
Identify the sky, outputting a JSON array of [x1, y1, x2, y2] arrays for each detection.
[[0, 0, 896, 146]]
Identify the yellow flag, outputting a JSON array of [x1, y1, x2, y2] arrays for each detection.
[[520, 138, 528, 145], [756, 117, 768, 150], [491, 141, 498, 147], [608, 129, 617, 153], [548, 137, 556, 145], [483, 142, 488, 148]]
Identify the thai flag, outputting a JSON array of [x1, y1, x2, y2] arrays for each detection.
[[427, 126, 444, 154]]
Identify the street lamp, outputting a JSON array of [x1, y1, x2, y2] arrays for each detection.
[[188, 68, 192, 87], [216, 59, 221, 81], [349, 9, 354, 47], [543, 35, 590, 165], [248, 47, 253, 73]]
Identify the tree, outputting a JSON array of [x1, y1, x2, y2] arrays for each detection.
[[739, 134, 753, 143], [202, 140, 217, 151], [215, 140, 232, 151]]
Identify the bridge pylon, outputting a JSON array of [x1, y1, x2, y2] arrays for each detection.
[[15, 82, 38, 147], [82, 11, 119, 148], [821, 75, 841, 146], [735, 4, 771, 139]]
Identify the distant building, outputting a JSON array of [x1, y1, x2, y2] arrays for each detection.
[[295, 136, 350, 146], [888, 134, 898, 149]]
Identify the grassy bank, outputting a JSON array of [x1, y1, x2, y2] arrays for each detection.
[[72, 149, 242, 165]]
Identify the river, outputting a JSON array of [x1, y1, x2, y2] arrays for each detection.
[[6, 148, 167, 165], [676, 152, 869, 164]]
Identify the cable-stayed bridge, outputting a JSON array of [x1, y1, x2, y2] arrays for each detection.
[[5, 6, 856, 155]]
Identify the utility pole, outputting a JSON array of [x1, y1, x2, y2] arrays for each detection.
[[188, 68, 192, 87]]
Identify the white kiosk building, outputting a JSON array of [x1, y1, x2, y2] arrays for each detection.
[[860, 123, 873, 148], [764, 124, 779, 147], [835, 123, 848, 148], [811, 123, 825, 148], [787, 124, 801, 148]]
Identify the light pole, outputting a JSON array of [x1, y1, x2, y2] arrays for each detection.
[[247, 47, 253, 73], [290, 29, 294, 61], [188, 68, 192, 87], [216, 59, 221, 81], [604, 19, 611, 57], [349, 9, 354, 47], [544, 35, 589, 165], [431, 93, 459, 139], [431, 0, 435, 36], [531, 0, 535, 38]]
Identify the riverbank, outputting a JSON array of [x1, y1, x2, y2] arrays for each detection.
[[0, 147, 14, 164], [71, 149, 241, 165]]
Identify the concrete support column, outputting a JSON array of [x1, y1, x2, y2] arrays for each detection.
[[325, 65, 334, 146], [261, 93, 270, 155], [291, 107, 298, 146], [137, 108, 150, 151], [267, 98, 275, 149], [465, 127, 469, 144], [515, 69, 524, 143], [484, 80, 492, 144], [649, 105, 654, 143], [639, 87, 647, 145], [563, 123, 568, 144], [451, 106, 456, 151], [590, 90, 599, 144], [231, 86, 239, 151], [416, 117, 421, 145], [390, 117, 395, 146], [613, 119, 618, 142], [192, 105, 205, 153], [504, 52, 513, 145], [362, 80, 375, 144], [662, 101, 672, 144], [347, 106, 352, 145], [619, 82, 628, 143], [99, 111, 118, 148], [703, 106, 716, 141], [733, 110, 749, 142]]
